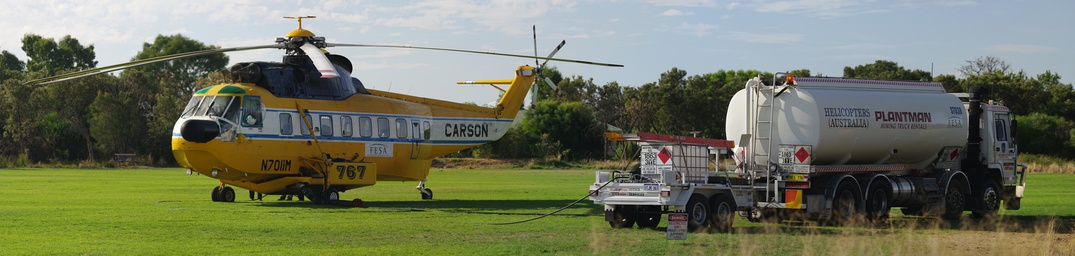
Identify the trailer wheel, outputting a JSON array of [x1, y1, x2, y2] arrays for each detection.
[[685, 194, 710, 232], [971, 179, 1000, 219], [608, 205, 636, 228], [864, 181, 891, 221], [636, 206, 661, 228], [828, 182, 861, 225], [710, 194, 736, 232], [941, 180, 966, 220]]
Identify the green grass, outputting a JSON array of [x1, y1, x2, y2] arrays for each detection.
[[0, 168, 1072, 255]]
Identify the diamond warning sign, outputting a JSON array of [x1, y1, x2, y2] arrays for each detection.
[[795, 147, 810, 164], [658, 147, 672, 164]]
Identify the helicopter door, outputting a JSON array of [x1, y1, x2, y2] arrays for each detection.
[[410, 120, 423, 159]]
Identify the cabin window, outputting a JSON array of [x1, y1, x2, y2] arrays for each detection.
[[359, 117, 372, 138], [300, 114, 313, 135], [280, 113, 293, 135], [423, 121, 431, 140], [395, 118, 407, 139], [320, 115, 333, 136], [995, 115, 1008, 142], [241, 96, 263, 127], [377, 117, 390, 138], [341, 116, 353, 137]]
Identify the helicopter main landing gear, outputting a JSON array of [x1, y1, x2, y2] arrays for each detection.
[[417, 179, 433, 200], [211, 185, 235, 202]]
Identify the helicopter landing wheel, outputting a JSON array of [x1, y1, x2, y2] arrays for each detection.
[[219, 186, 236, 202], [211, 186, 222, 202], [319, 188, 340, 204], [420, 188, 433, 200]]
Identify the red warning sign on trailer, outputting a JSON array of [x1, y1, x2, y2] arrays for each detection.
[[779, 145, 812, 165]]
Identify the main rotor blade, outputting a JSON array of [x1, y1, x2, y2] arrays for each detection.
[[540, 40, 566, 68], [298, 43, 340, 79], [326, 43, 623, 67], [28, 44, 282, 85]]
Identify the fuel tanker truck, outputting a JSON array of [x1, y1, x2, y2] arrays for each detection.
[[589, 74, 1027, 232]]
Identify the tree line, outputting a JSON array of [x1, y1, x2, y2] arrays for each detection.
[[1, 34, 1073, 166]]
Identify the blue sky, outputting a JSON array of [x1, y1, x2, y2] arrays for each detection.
[[1, 0, 1071, 105]]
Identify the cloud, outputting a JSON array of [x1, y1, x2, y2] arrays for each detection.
[[677, 23, 718, 36], [981, 44, 1055, 53], [725, 31, 803, 44], [753, 0, 881, 18], [659, 9, 686, 16], [825, 43, 891, 51], [640, 0, 718, 7]]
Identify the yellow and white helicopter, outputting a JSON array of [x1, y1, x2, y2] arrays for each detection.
[[30, 16, 621, 204]]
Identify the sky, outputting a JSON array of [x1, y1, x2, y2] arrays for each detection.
[[1, 0, 1072, 105]]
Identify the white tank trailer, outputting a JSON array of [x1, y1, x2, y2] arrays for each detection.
[[590, 75, 1027, 232]]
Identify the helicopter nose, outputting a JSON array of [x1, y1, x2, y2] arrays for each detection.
[[180, 119, 220, 143]]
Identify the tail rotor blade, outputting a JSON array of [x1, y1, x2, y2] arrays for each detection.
[[298, 43, 340, 79], [544, 77, 560, 96], [540, 40, 566, 68]]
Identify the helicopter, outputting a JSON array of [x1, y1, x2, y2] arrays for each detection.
[[29, 16, 621, 204]]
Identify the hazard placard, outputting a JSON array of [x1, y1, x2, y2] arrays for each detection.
[[779, 145, 811, 165]]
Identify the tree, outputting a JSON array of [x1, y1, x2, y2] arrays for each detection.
[[843, 60, 931, 81], [128, 34, 229, 93], [1016, 113, 1075, 157], [89, 90, 143, 156], [21, 34, 97, 77], [521, 100, 604, 160], [959, 55, 1011, 77]]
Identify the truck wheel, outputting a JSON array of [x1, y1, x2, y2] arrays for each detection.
[[828, 182, 861, 225], [864, 181, 891, 221], [710, 194, 736, 232], [941, 181, 966, 220], [608, 205, 636, 228], [636, 206, 661, 228], [686, 194, 711, 232], [971, 179, 1000, 219]]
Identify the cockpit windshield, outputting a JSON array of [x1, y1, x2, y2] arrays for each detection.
[[182, 95, 240, 121]]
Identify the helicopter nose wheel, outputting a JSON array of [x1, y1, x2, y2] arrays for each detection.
[[417, 179, 433, 200], [211, 186, 236, 202]]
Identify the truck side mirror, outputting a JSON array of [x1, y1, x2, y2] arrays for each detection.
[[1010, 119, 1018, 141]]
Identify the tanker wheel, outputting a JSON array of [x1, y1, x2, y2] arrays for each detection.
[[710, 193, 736, 233], [685, 194, 711, 232], [220, 186, 236, 202], [635, 206, 661, 229], [864, 181, 892, 222], [971, 179, 1000, 219], [941, 181, 966, 220], [211, 186, 222, 202], [608, 205, 636, 228], [828, 182, 861, 226]]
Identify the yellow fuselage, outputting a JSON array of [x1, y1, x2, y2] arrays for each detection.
[[172, 66, 534, 194]]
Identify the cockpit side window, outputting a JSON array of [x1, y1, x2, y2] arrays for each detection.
[[241, 96, 263, 127]]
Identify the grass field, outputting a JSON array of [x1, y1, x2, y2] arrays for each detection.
[[0, 168, 1072, 255]]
